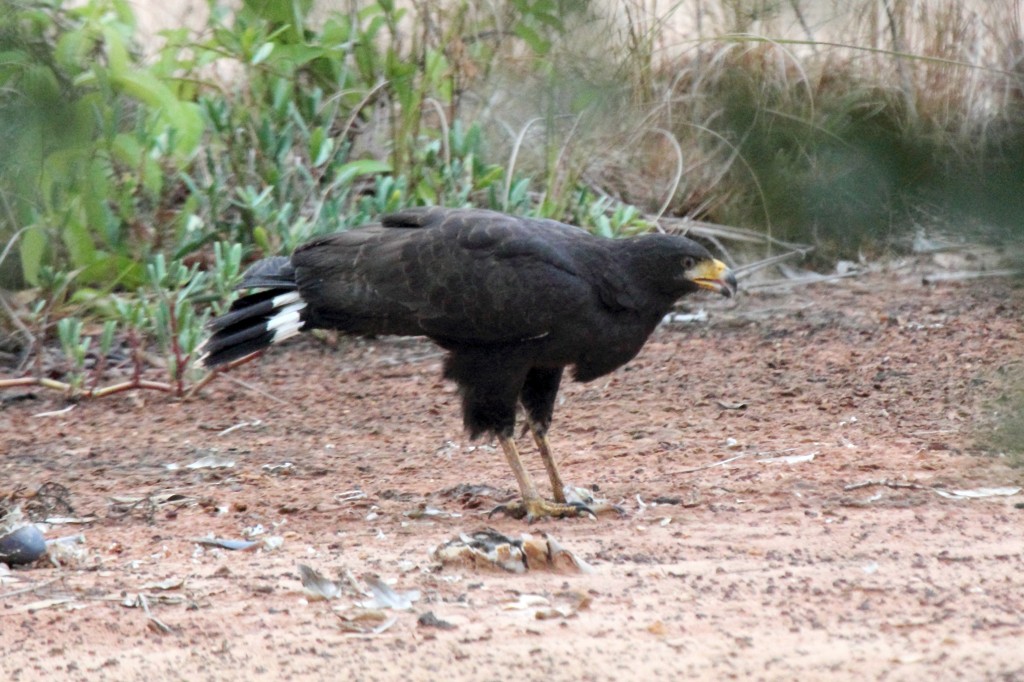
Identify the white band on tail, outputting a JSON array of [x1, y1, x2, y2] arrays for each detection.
[[268, 292, 307, 343]]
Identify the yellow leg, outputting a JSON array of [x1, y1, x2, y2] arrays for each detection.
[[493, 434, 592, 522], [497, 434, 541, 502], [528, 425, 567, 503]]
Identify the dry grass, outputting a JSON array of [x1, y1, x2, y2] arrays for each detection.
[[125, 0, 1023, 258], [589, 0, 1024, 256]]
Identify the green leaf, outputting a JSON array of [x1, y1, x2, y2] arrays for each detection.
[[253, 226, 272, 255], [109, 72, 205, 157], [83, 156, 118, 242], [20, 226, 47, 286], [110, 0, 137, 28], [62, 202, 97, 269], [0, 50, 28, 67], [312, 139, 334, 168], [424, 49, 451, 100], [251, 42, 275, 65], [21, 64, 61, 102], [244, 0, 313, 28], [172, 102, 205, 156], [335, 159, 392, 186], [100, 320, 117, 355], [111, 134, 162, 197], [57, 317, 83, 362], [513, 22, 550, 54], [271, 44, 328, 68], [112, 69, 177, 111], [414, 184, 437, 204], [476, 166, 505, 189], [102, 25, 131, 76], [77, 254, 145, 289]]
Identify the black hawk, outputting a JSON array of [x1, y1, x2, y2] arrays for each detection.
[[201, 207, 736, 520]]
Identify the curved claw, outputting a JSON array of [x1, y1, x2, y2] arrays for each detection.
[[563, 487, 628, 518], [488, 498, 595, 523]]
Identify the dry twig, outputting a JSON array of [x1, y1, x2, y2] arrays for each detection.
[[843, 479, 933, 492], [672, 453, 749, 475], [0, 578, 64, 601]]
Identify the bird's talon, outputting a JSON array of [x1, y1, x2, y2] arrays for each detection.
[[488, 499, 594, 521], [571, 502, 598, 520], [488, 502, 527, 521]]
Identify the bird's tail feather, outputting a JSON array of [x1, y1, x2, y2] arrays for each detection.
[[200, 258, 307, 367], [235, 256, 295, 289]]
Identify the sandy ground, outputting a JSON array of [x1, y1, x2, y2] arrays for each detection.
[[2, 266, 1023, 681]]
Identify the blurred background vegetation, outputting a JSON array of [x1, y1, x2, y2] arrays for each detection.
[[0, 0, 1021, 451]]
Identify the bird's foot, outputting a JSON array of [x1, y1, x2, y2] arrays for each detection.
[[489, 497, 595, 522], [563, 486, 627, 517]]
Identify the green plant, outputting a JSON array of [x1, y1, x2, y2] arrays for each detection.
[[56, 317, 89, 392], [0, 247, 238, 398], [0, 0, 206, 288], [146, 254, 206, 394], [4, 0, 1023, 406]]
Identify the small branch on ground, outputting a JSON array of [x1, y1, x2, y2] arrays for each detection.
[[0, 376, 176, 398], [671, 453, 749, 475], [185, 352, 263, 399], [0, 352, 262, 401], [843, 479, 933, 492], [0, 578, 63, 601]]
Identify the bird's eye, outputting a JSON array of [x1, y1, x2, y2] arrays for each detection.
[[682, 256, 696, 270]]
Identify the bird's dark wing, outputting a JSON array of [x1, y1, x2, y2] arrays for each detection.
[[291, 208, 605, 343]]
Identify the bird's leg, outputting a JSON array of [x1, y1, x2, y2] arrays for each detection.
[[516, 367, 624, 518], [526, 419, 567, 503], [491, 432, 593, 522], [524, 422, 626, 517], [447, 358, 588, 522], [519, 367, 569, 501], [497, 433, 541, 503]]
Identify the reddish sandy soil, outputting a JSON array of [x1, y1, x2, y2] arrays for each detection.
[[2, 266, 1023, 681]]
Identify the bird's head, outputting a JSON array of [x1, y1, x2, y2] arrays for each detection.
[[619, 233, 738, 301]]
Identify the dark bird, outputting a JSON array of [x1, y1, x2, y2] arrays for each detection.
[[201, 207, 736, 520]]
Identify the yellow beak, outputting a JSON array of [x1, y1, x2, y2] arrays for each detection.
[[689, 258, 738, 298]]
